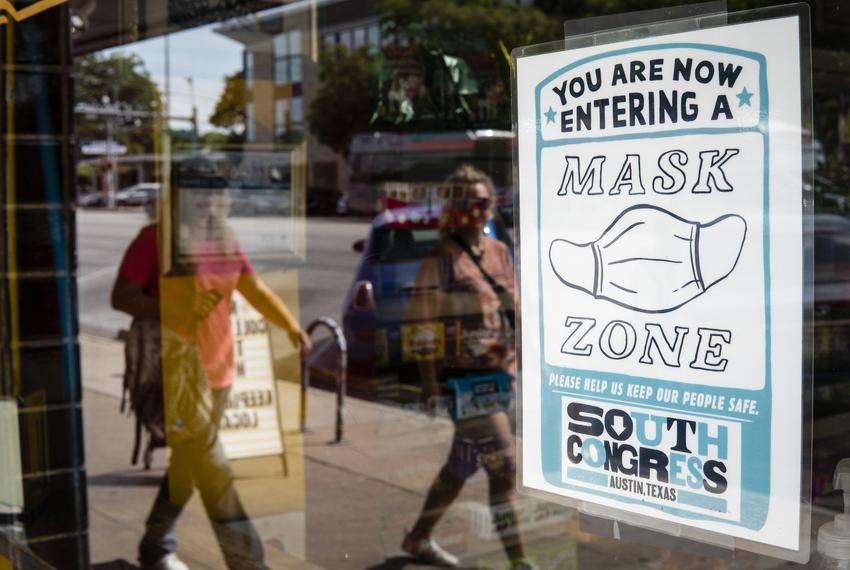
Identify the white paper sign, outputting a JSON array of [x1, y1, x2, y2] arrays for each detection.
[[516, 16, 804, 550], [219, 292, 285, 460]]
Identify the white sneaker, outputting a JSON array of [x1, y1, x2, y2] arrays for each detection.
[[402, 534, 459, 567], [142, 553, 190, 570]]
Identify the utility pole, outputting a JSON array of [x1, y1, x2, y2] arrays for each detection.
[[165, 34, 171, 120], [102, 94, 117, 209], [187, 76, 198, 147]]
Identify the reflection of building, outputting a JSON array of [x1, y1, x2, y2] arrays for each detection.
[[215, 0, 380, 200]]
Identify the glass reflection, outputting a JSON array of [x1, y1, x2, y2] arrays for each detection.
[[111, 158, 309, 569], [0, 0, 835, 568]]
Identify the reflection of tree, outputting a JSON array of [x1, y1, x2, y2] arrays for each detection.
[[210, 70, 247, 144], [382, 0, 559, 59], [168, 0, 278, 28], [534, 0, 772, 18], [75, 52, 162, 155], [372, 48, 482, 127], [308, 45, 380, 158], [377, 0, 560, 128], [308, 0, 560, 155]]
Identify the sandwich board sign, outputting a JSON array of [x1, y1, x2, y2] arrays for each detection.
[[220, 291, 286, 461], [514, 11, 809, 559]]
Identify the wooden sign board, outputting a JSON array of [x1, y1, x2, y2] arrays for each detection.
[[219, 292, 285, 461]]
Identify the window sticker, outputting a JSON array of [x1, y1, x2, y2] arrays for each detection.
[[402, 322, 445, 361]]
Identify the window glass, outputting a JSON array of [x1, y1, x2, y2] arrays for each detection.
[[273, 31, 302, 85], [291, 96, 303, 129], [353, 27, 366, 49], [339, 29, 352, 50], [290, 56, 302, 83], [275, 98, 288, 136], [7, 2, 850, 570], [274, 58, 289, 84], [289, 29, 302, 55], [368, 23, 380, 48], [245, 101, 255, 141], [369, 227, 439, 262], [273, 33, 287, 58], [245, 51, 254, 89]]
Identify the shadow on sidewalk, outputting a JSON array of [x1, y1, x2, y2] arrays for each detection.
[[87, 472, 164, 487], [367, 556, 479, 570], [92, 559, 140, 570]]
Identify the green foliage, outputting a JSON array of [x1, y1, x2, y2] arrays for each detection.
[[75, 52, 161, 108], [381, 0, 561, 56], [210, 70, 247, 133], [380, 0, 560, 114], [199, 131, 235, 146], [74, 52, 162, 155], [308, 45, 380, 158], [309, 0, 561, 156], [535, 0, 777, 22]]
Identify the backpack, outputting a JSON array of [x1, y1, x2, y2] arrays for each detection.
[[122, 319, 214, 467], [121, 319, 166, 467]]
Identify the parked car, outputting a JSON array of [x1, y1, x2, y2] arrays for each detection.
[[76, 190, 107, 208], [341, 204, 513, 401], [115, 182, 161, 207], [812, 215, 850, 383], [306, 186, 342, 216], [805, 214, 850, 497], [336, 193, 349, 216]]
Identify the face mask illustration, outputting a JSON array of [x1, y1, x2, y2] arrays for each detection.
[[549, 205, 746, 313]]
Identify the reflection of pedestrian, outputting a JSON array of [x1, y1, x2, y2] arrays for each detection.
[[402, 165, 534, 569], [112, 176, 311, 570]]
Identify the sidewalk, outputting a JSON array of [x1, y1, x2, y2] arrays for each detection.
[[80, 334, 587, 569], [85, 333, 787, 570]]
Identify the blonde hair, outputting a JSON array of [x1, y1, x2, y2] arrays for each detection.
[[446, 164, 496, 200]]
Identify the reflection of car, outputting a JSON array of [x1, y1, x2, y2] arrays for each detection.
[[342, 204, 513, 401], [336, 193, 349, 216], [811, 214, 850, 498], [814, 173, 850, 213], [116, 182, 161, 207], [306, 186, 342, 216], [76, 191, 106, 208], [813, 215, 850, 383]]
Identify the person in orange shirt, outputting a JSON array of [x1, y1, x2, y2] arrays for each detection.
[[113, 169, 310, 570]]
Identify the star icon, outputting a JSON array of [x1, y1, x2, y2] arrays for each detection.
[[736, 87, 754, 107], [544, 106, 557, 124]]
